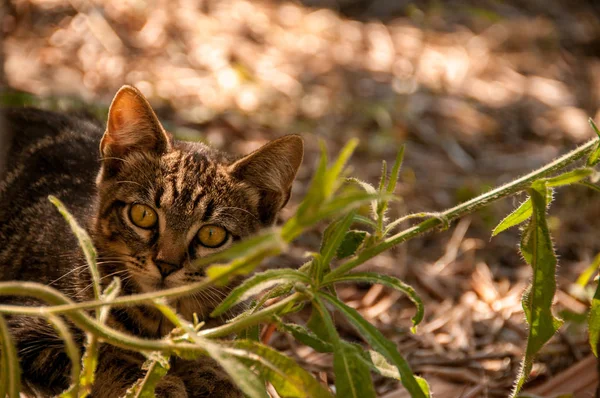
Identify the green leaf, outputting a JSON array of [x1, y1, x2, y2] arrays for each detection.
[[229, 340, 333, 398], [49, 196, 100, 301], [492, 198, 533, 237], [122, 353, 171, 398], [312, 297, 376, 398], [153, 302, 269, 398], [326, 272, 424, 332], [204, 344, 270, 398], [333, 343, 377, 398], [296, 142, 329, 221], [206, 244, 283, 286], [307, 303, 331, 342], [353, 214, 378, 228], [378, 161, 388, 193], [587, 143, 600, 167], [336, 230, 367, 259], [576, 252, 600, 287], [375, 146, 405, 232], [492, 188, 553, 237], [325, 138, 359, 199], [587, 119, 600, 166], [359, 349, 428, 392], [0, 314, 21, 398], [307, 191, 389, 226], [347, 178, 378, 218], [211, 269, 310, 317], [276, 321, 333, 353], [387, 145, 405, 195], [580, 181, 600, 193], [238, 324, 260, 341], [589, 281, 600, 356], [545, 168, 592, 187], [276, 322, 427, 389], [315, 210, 357, 282], [320, 292, 429, 398], [511, 181, 563, 397]]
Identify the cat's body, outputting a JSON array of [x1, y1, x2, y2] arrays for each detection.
[[0, 86, 303, 397]]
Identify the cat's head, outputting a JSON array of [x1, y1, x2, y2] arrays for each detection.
[[93, 85, 303, 304]]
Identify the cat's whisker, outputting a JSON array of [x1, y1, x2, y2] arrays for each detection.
[[48, 264, 91, 285], [77, 269, 130, 295]]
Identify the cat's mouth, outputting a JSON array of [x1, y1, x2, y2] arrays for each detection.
[[127, 263, 194, 293]]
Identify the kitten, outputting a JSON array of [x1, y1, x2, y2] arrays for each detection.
[[0, 85, 303, 397]]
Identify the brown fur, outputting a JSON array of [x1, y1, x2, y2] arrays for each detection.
[[0, 85, 303, 397]]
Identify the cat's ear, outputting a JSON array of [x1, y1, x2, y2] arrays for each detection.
[[229, 135, 303, 225], [99, 85, 171, 177]]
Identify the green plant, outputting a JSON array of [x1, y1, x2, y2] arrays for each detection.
[[2, 121, 600, 397]]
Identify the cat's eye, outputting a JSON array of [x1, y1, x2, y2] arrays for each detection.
[[197, 225, 228, 248], [129, 204, 158, 229]]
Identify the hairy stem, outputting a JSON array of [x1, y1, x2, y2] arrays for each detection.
[[325, 137, 599, 281]]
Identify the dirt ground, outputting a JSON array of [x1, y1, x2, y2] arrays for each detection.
[[3, 0, 600, 396]]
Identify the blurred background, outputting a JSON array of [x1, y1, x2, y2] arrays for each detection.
[[3, 0, 600, 396]]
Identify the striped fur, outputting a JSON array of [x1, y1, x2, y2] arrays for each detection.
[[0, 86, 303, 397]]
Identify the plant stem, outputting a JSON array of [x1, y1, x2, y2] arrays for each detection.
[[325, 137, 599, 281], [0, 281, 304, 355], [200, 293, 304, 338], [0, 282, 204, 354]]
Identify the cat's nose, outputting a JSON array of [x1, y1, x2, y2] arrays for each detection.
[[154, 260, 181, 278]]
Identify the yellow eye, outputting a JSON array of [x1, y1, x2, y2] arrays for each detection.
[[197, 225, 228, 248], [129, 204, 158, 229]]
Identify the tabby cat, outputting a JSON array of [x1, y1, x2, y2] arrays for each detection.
[[0, 85, 303, 397]]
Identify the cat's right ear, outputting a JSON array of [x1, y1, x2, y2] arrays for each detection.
[[99, 85, 171, 179]]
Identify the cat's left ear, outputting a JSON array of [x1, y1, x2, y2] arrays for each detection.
[[229, 135, 303, 225], [99, 85, 171, 178]]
